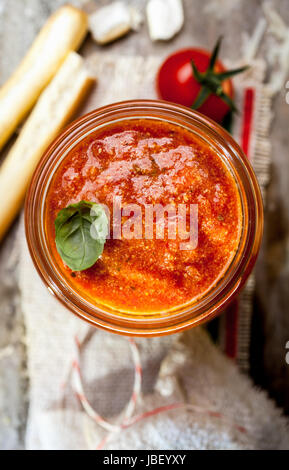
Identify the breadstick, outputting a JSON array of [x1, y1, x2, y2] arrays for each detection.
[[0, 52, 95, 241], [0, 5, 88, 151]]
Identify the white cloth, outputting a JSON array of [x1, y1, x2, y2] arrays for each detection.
[[18, 54, 288, 450], [19, 217, 289, 450]]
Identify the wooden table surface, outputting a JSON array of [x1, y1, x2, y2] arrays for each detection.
[[0, 0, 289, 449]]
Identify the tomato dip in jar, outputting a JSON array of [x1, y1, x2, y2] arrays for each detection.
[[25, 100, 263, 336]]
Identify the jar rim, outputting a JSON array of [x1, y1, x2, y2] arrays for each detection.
[[25, 99, 263, 336]]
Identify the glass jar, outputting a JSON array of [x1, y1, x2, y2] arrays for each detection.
[[25, 100, 263, 336]]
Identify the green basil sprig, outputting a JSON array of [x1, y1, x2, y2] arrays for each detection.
[[55, 201, 108, 271]]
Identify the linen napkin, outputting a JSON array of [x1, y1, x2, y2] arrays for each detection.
[[18, 54, 285, 450]]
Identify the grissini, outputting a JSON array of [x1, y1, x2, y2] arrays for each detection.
[[0, 5, 88, 151], [0, 52, 95, 242]]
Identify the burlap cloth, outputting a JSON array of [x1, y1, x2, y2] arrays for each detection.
[[17, 54, 289, 449]]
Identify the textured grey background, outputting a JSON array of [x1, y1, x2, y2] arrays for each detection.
[[0, 0, 289, 449]]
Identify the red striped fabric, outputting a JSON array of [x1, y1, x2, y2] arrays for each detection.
[[224, 87, 255, 360]]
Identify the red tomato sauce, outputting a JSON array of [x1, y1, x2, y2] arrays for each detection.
[[45, 119, 242, 313]]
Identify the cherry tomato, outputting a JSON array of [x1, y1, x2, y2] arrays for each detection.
[[157, 48, 234, 123]]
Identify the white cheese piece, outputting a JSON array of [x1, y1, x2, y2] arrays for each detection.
[[146, 0, 184, 41], [89, 1, 142, 45]]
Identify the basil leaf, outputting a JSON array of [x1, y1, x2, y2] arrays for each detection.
[[55, 201, 108, 271]]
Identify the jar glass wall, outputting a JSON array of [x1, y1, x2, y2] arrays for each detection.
[[25, 100, 263, 336]]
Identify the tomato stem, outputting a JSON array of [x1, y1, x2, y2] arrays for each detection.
[[191, 37, 249, 114]]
